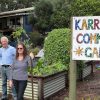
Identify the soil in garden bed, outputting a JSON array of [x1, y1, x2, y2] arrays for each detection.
[[52, 69, 100, 100]]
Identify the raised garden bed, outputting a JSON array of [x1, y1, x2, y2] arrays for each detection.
[[0, 70, 68, 100], [77, 61, 94, 80]]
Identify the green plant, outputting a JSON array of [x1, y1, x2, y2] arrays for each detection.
[[30, 0, 53, 34], [29, 31, 43, 47], [32, 47, 40, 56], [77, 60, 85, 79], [12, 27, 26, 42], [31, 58, 45, 76], [44, 28, 71, 66], [23, 39, 33, 51], [31, 58, 67, 76], [28, 28, 71, 76]]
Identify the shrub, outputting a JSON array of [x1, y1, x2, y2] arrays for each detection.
[[44, 28, 71, 66], [30, 58, 67, 76], [12, 27, 26, 42], [32, 47, 40, 56]]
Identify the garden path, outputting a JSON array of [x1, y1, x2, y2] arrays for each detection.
[[52, 68, 100, 100]]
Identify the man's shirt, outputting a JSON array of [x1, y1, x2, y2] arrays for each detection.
[[0, 45, 16, 65]]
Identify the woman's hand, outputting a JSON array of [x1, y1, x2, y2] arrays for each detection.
[[9, 80, 13, 88]]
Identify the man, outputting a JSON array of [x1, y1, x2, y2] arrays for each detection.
[[0, 36, 17, 100]]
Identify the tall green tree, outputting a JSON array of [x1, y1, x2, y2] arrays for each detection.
[[16, 0, 38, 8], [0, 0, 38, 12], [69, 0, 100, 16], [50, 0, 70, 28], [50, 0, 100, 29], [30, 0, 53, 34]]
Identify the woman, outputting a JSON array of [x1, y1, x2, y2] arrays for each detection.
[[9, 42, 32, 100]]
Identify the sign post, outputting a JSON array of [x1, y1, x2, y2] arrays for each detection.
[[69, 57, 77, 100]]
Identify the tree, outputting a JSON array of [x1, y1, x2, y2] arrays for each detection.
[[49, 0, 71, 29], [50, 0, 100, 29], [69, 0, 100, 16], [16, 0, 38, 8], [50, 10, 68, 28], [29, 0, 53, 34], [0, 0, 38, 12]]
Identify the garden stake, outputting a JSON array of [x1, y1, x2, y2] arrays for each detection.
[[30, 57, 34, 100]]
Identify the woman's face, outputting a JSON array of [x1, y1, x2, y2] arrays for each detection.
[[17, 44, 24, 54]]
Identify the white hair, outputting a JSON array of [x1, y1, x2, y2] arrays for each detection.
[[1, 36, 9, 42]]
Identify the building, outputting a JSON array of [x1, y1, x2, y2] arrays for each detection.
[[0, 7, 34, 36]]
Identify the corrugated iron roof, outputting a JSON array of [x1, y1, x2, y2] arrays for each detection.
[[0, 7, 34, 17]]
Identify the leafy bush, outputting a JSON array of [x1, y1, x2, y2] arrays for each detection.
[[32, 47, 40, 56], [29, 58, 67, 76], [12, 27, 26, 42], [28, 28, 71, 76], [44, 28, 71, 66]]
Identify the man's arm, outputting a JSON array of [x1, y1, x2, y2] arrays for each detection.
[[12, 47, 16, 57]]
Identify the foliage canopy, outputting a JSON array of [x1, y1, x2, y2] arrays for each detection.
[[44, 28, 71, 65]]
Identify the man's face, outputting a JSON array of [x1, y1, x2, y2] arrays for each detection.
[[1, 39, 8, 48]]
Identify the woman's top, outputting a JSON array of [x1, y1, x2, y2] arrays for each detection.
[[10, 55, 32, 80]]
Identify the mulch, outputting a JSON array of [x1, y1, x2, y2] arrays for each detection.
[[52, 69, 100, 100]]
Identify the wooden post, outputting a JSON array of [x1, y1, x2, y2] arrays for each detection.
[[69, 17, 77, 100], [30, 58, 34, 100], [69, 58, 77, 100], [38, 78, 44, 100]]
